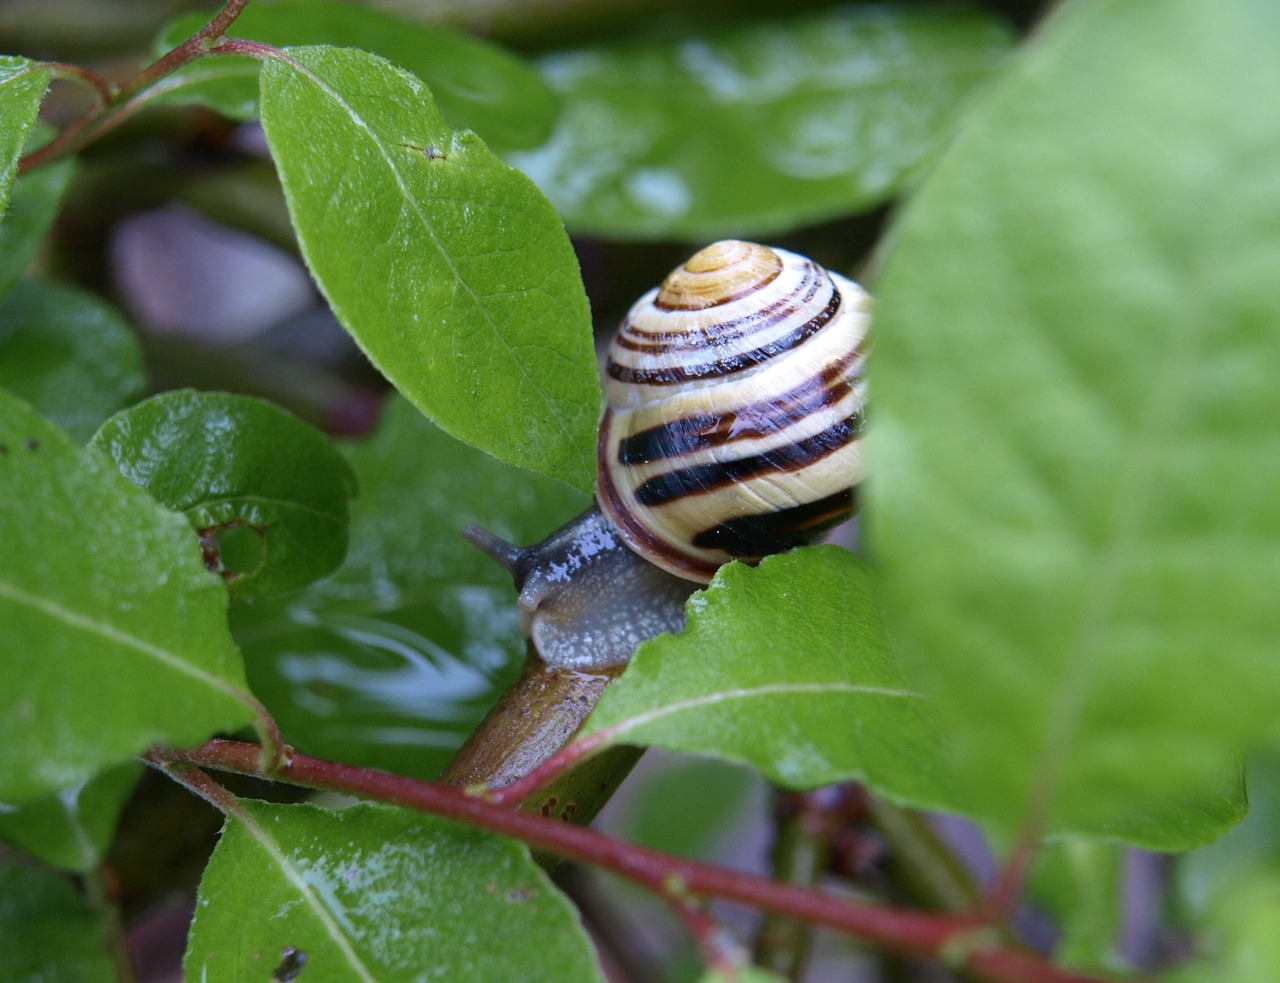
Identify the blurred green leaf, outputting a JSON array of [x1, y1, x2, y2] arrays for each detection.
[[582, 548, 944, 808], [1170, 756, 1280, 981], [154, 1, 558, 152], [187, 799, 605, 982], [0, 861, 112, 983], [1164, 868, 1280, 983], [869, 0, 1279, 848], [1026, 839, 1126, 973], [0, 763, 140, 873], [0, 156, 74, 299], [0, 57, 48, 219], [611, 758, 759, 860], [260, 45, 599, 491], [0, 280, 144, 441], [93, 390, 356, 597], [696, 970, 788, 983], [233, 397, 587, 778], [510, 6, 1012, 239], [0, 391, 256, 805]]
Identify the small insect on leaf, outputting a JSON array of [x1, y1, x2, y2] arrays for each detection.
[[272, 945, 307, 982]]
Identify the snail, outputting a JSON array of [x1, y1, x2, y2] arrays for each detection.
[[464, 240, 870, 673]]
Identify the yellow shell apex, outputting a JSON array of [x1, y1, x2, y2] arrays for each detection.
[[654, 240, 784, 312]]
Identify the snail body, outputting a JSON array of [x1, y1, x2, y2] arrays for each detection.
[[464, 240, 869, 671]]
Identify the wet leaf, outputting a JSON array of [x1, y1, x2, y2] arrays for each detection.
[[0, 280, 144, 441], [511, 6, 1012, 238], [186, 800, 604, 982], [233, 397, 587, 778], [93, 390, 356, 597], [582, 548, 944, 808], [260, 46, 598, 490], [0, 391, 256, 805]]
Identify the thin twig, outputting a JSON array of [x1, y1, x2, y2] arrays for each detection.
[[17, 0, 275, 175], [667, 897, 746, 980], [151, 739, 1111, 983], [115, 0, 254, 102], [42, 62, 115, 105]]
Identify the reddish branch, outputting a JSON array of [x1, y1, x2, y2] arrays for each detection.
[[155, 739, 1111, 983], [17, 0, 265, 175]]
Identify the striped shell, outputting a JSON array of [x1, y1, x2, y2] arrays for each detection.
[[596, 240, 869, 583]]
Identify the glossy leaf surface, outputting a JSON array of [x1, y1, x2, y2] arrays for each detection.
[[155, 1, 558, 151], [582, 548, 943, 808], [186, 800, 604, 982], [0, 763, 140, 872], [869, 0, 1279, 848], [0, 862, 112, 982], [0, 391, 255, 804], [260, 46, 598, 491], [0, 280, 144, 441], [511, 6, 1012, 238], [0, 155, 74, 298], [0, 57, 47, 218], [93, 390, 356, 597], [232, 397, 587, 778]]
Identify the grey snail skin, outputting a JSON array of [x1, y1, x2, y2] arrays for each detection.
[[440, 240, 869, 795]]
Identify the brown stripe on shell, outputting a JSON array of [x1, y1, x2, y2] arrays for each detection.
[[617, 349, 861, 465], [633, 413, 864, 507], [596, 414, 721, 580], [607, 285, 842, 387], [612, 263, 823, 353], [690, 488, 856, 557], [652, 241, 784, 312]]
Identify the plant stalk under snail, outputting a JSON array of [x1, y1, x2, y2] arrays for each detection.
[[440, 241, 870, 804]]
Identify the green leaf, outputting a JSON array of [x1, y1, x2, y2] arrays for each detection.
[[0, 861, 112, 983], [868, 0, 1280, 848], [233, 397, 587, 778], [0, 390, 256, 805], [0, 57, 49, 220], [186, 799, 605, 982], [0, 156, 75, 299], [614, 758, 759, 859], [1169, 756, 1280, 982], [93, 390, 356, 597], [581, 547, 943, 808], [1025, 839, 1126, 973], [1164, 869, 1280, 983], [696, 970, 788, 983], [0, 280, 144, 441], [154, 1, 558, 152], [0, 763, 140, 873], [510, 6, 1012, 239], [259, 45, 598, 491]]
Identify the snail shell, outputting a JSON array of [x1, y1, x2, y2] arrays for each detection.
[[597, 240, 870, 583]]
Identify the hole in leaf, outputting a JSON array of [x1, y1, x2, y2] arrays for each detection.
[[199, 521, 266, 580]]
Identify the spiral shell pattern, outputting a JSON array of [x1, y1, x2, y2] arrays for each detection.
[[597, 240, 869, 583]]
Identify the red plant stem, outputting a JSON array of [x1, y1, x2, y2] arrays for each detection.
[[17, 0, 272, 175], [116, 0, 254, 101], [156, 739, 1109, 983], [667, 897, 745, 977], [43, 62, 115, 105]]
